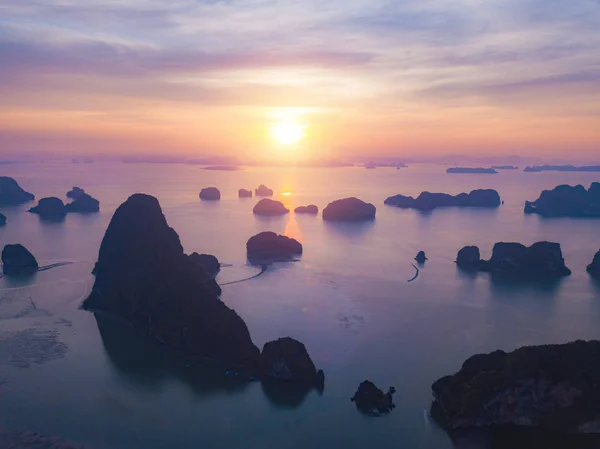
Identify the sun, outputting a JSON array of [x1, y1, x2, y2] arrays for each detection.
[[270, 121, 305, 145]]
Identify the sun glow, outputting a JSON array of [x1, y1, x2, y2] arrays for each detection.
[[270, 121, 306, 145]]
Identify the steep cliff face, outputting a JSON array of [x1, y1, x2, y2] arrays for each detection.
[[84, 193, 259, 368]]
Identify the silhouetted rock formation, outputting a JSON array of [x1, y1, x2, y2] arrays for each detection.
[[431, 340, 600, 434], [294, 205, 318, 214], [188, 252, 220, 277], [203, 165, 240, 171], [247, 232, 302, 261], [28, 197, 67, 220], [446, 168, 498, 174], [491, 165, 518, 170], [65, 193, 100, 213], [456, 242, 571, 279], [524, 183, 600, 217], [524, 165, 600, 173], [239, 189, 253, 198], [587, 250, 600, 278], [66, 186, 85, 200], [385, 190, 501, 211], [199, 187, 221, 201], [322, 197, 376, 222], [255, 185, 274, 196], [0, 212, 5, 226], [456, 246, 483, 270], [253, 199, 289, 216], [415, 251, 427, 264], [351, 381, 396, 415], [83, 193, 260, 368], [260, 337, 324, 390], [0, 177, 34, 205], [2, 244, 38, 275]]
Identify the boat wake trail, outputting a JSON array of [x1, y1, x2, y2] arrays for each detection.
[[408, 264, 420, 282]]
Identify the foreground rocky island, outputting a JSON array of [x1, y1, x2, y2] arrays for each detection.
[[431, 340, 600, 436], [524, 183, 600, 217], [2, 244, 38, 275], [456, 241, 571, 279], [84, 194, 323, 388], [0, 176, 35, 205], [385, 189, 501, 211]]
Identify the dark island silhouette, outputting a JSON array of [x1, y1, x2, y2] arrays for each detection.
[[524, 183, 600, 217], [253, 198, 289, 216], [83, 194, 323, 390], [0, 212, 6, 226], [322, 197, 376, 222], [255, 185, 274, 196], [29, 193, 100, 218], [1, 244, 39, 275], [199, 187, 221, 201], [238, 188, 253, 198], [351, 381, 396, 416], [0, 177, 34, 205], [588, 250, 600, 278], [431, 340, 600, 439], [385, 189, 501, 211], [456, 241, 571, 279], [295, 205, 318, 214], [446, 167, 498, 174], [66, 186, 86, 200], [247, 232, 302, 263], [524, 165, 600, 172]]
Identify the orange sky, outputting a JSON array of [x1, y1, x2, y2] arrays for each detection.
[[1, 1, 599, 162]]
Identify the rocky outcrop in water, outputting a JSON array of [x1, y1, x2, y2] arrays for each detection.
[[415, 251, 427, 264], [260, 337, 324, 390], [66, 186, 86, 200], [0, 177, 34, 205], [199, 187, 221, 201], [188, 252, 220, 277], [2, 244, 38, 275], [351, 381, 396, 415], [524, 183, 600, 217], [65, 193, 100, 213], [456, 242, 571, 279], [456, 246, 483, 270], [446, 168, 498, 174], [253, 199, 289, 216], [294, 205, 318, 214], [385, 190, 501, 211], [587, 251, 600, 278], [246, 232, 302, 262], [431, 340, 600, 435], [322, 197, 376, 222], [0, 212, 5, 226], [83, 193, 260, 367], [255, 185, 274, 196], [239, 189, 253, 198], [28, 197, 67, 220]]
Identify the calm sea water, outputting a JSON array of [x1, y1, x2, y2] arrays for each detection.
[[1, 162, 600, 449]]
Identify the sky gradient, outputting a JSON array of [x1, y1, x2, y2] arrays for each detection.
[[1, 0, 599, 162]]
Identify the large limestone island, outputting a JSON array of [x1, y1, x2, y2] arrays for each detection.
[[431, 340, 600, 437], [253, 198, 289, 216], [2, 244, 38, 275], [28, 197, 67, 220], [456, 241, 571, 279], [524, 183, 600, 217], [446, 167, 498, 174], [322, 197, 376, 222], [0, 176, 34, 205], [247, 232, 302, 262], [524, 165, 600, 172], [84, 194, 323, 388], [385, 190, 501, 211]]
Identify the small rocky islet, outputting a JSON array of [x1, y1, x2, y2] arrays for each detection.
[[322, 197, 376, 222], [199, 187, 221, 201], [253, 198, 289, 216]]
